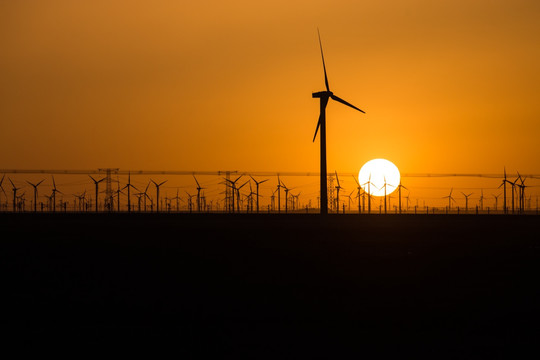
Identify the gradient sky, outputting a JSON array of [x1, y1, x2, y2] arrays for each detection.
[[2, 0, 540, 178]]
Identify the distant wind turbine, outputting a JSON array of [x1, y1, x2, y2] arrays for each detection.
[[121, 172, 139, 212], [8, 178, 21, 212], [193, 175, 205, 212], [250, 175, 268, 213], [396, 181, 408, 214], [352, 175, 362, 214], [492, 193, 501, 212], [498, 167, 513, 214], [151, 179, 167, 212], [0, 174, 6, 211], [89, 175, 105, 212], [334, 171, 343, 213], [312, 29, 365, 215], [442, 188, 456, 212], [461, 192, 473, 213], [362, 174, 374, 214], [26, 179, 44, 212], [51, 175, 62, 212]]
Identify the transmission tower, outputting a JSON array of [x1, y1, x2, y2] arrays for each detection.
[[98, 168, 119, 211], [327, 173, 335, 212]]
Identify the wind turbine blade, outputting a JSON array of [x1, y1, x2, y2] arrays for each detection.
[[352, 175, 360, 186], [260, 179, 269, 184], [52, 175, 56, 189], [36, 179, 44, 187], [330, 94, 365, 113], [193, 175, 200, 187], [313, 114, 322, 142], [335, 171, 340, 187], [159, 181, 167, 186], [317, 28, 330, 92]]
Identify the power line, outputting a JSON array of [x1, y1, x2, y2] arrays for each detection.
[[2, 169, 539, 178]]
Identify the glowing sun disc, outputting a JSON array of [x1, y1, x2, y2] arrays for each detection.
[[358, 159, 400, 197]]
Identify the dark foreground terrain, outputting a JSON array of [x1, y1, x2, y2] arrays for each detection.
[[1, 213, 540, 357]]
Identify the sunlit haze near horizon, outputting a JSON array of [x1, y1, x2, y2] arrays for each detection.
[[2, 0, 540, 177]]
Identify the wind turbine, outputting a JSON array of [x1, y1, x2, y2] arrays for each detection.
[[276, 175, 282, 213], [74, 191, 86, 212], [270, 188, 277, 212], [8, 178, 21, 212], [193, 175, 205, 212], [362, 173, 374, 214], [236, 180, 249, 212], [352, 175, 362, 214], [516, 172, 527, 214], [51, 176, 62, 212], [479, 189, 485, 211], [250, 175, 268, 213], [346, 190, 355, 212], [396, 181, 408, 214], [16, 191, 26, 212], [498, 167, 512, 214], [280, 180, 293, 214], [185, 192, 195, 213], [492, 193, 501, 212], [114, 182, 124, 212], [378, 176, 392, 214], [142, 182, 152, 212], [26, 179, 44, 212], [121, 172, 139, 212], [312, 29, 365, 215], [150, 179, 167, 212], [293, 192, 301, 211], [0, 174, 6, 211], [334, 171, 343, 213], [461, 192, 473, 213], [89, 175, 105, 212], [172, 189, 182, 212], [223, 175, 242, 213], [442, 188, 456, 212]]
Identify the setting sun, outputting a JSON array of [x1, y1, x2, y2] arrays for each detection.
[[358, 159, 400, 197]]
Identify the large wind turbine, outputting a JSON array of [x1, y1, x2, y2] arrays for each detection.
[[312, 29, 365, 215]]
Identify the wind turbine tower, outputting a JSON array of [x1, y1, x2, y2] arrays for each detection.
[[312, 29, 365, 215]]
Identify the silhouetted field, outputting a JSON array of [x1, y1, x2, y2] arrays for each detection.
[[1, 213, 539, 357]]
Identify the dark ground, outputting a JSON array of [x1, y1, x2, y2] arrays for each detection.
[[1, 213, 539, 357]]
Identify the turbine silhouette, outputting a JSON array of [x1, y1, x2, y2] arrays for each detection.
[[312, 29, 365, 215], [26, 179, 45, 212]]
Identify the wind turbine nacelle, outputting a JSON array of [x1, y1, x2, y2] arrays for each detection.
[[312, 91, 332, 98]]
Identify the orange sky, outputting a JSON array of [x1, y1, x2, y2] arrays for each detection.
[[1, 0, 540, 208]]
